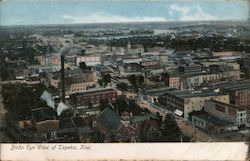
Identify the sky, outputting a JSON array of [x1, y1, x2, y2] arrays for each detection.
[[0, 0, 249, 26]]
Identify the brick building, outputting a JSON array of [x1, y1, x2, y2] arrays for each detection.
[[216, 80, 250, 107], [70, 88, 117, 107]]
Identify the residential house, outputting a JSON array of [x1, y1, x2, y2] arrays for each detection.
[[94, 108, 138, 142]]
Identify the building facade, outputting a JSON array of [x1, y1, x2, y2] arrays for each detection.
[[204, 100, 247, 127], [164, 90, 229, 118], [70, 88, 117, 107]]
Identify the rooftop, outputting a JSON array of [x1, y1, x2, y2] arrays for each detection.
[[166, 90, 226, 99], [215, 80, 250, 91], [70, 88, 116, 97], [208, 100, 246, 111], [190, 111, 232, 127], [96, 107, 122, 131], [146, 87, 177, 97], [32, 107, 57, 122]]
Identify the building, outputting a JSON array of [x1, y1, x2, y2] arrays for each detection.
[[181, 70, 241, 89], [119, 63, 143, 78], [31, 108, 59, 136], [212, 51, 233, 57], [179, 63, 203, 74], [35, 54, 60, 65], [190, 111, 234, 135], [94, 108, 138, 142], [204, 100, 247, 127], [70, 88, 117, 107], [75, 55, 101, 66], [216, 80, 250, 107], [168, 76, 181, 89], [163, 90, 229, 118], [49, 70, 97, 95], [140, 58, 158, 67], [122, 57, 142, 64]]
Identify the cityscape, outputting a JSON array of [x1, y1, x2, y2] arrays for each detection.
[[0, 1, 250, 143]]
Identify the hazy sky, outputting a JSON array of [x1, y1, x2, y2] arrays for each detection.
[[0, 0, 249, 26]]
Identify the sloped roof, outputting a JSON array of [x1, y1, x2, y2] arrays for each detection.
[[96, 107, 122, 131], [72, 116, 88, 127], [32, 108, 57, 122], [59, 117, 75, 129]]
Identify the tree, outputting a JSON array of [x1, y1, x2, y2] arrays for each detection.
[[161, 72, 170, 86], [98, 79, 104, 87], [102, 74, 111, 86], [162, 114, 181, 142], [116, 82, 128, 91], [114, 95, 128, 114], [79, 62, 91, 70], [2, 83, 47, 118], [128, 99, 137, 113], [137, 75, 144, 86], [99, 99, 109, 111], [128, 75, 137, 88]]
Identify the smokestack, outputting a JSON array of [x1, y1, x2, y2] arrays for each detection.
[[61, 54, 65, 103]]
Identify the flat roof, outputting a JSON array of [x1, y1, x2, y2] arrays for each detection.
[[146, 87, 177, 96], [70, 88, 116, 97], [216, 80, 250, 91], [166, 90, 226, 99], [191, 111, 232, 127], [209, 100, 246, 111]]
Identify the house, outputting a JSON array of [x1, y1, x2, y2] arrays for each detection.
[[31, 108, 59, 135], [94, 108, 138, 142], [41, 116, 94, 143], [130, 115, 161, 141]]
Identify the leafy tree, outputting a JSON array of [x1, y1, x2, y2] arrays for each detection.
[[102, 74, 111, 86], [99, 99, 109, 111], [114, 95, 128, 114], [128, 75, 144, 90], [137, 75, 144, 86], [161, 72, 170, 86], [162, 114, 181, 142], [116, 82, 128, 91], [128, 75, 137, 88], [2, 83, 47, 118], [98, 79, 103, 87], [79, 62, 91, 70]]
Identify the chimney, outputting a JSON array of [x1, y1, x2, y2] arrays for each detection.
[[61, 54, 65, 103]]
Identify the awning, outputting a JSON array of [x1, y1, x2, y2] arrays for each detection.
[[174, 109, 183, 117]]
